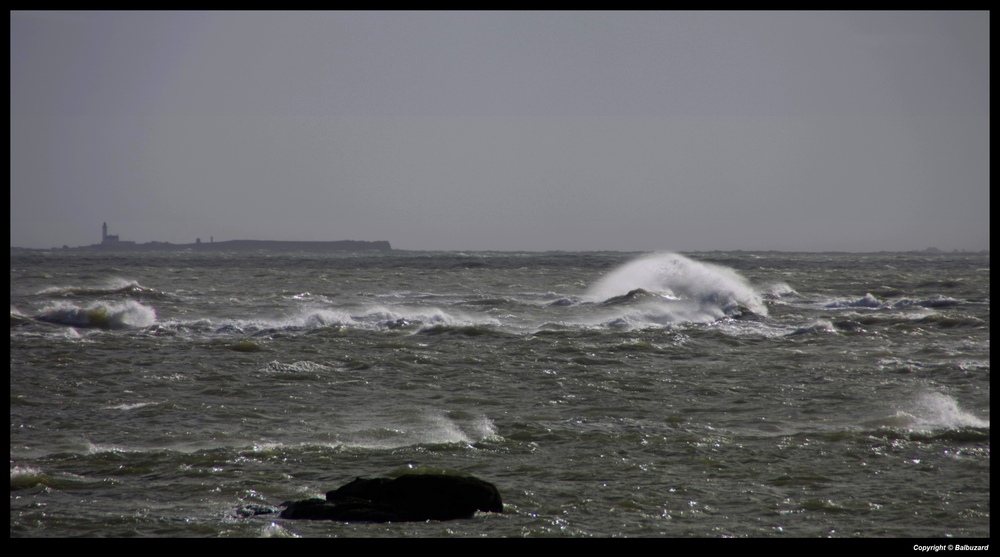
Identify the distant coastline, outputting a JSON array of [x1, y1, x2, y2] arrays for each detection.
[[11, 222, 391, 252], [41, 239, 393, 253]]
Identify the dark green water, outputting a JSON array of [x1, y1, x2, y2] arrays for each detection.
[[10, 250, 989, 537]]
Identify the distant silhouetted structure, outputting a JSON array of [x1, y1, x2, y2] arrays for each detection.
[[82, 222, 387, 252], [101, 222, 119, 245], [100, 222, 134, 247]]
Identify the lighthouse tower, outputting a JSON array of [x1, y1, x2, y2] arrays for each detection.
[[101, 222, 119, 245]]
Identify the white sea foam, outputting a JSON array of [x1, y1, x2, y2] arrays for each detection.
[[339, 412, 499, 449], [762, 282, 798, 299], [787, 319, 838, 336], [825, 293, 885, 309], [469, 415, 503, 442], [10, 465, 45, 480], [10, 465, 51, 491], [85, 440, 128, 454], [263, 360, 331, 373], [104, 401, 157, 411], [896, 392, 989, 431], [37, 278, 159, 298], [36, 300, 157, 329], [584, 252, 767, 324], [219, 304, 495, 333]]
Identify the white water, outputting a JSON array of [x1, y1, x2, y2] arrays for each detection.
[[584, 252, 767, 324]]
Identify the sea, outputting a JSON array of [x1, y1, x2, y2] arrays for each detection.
[[10, 249, 990, 538]]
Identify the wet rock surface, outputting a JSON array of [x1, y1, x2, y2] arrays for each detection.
[[279, 474, 503, 522]]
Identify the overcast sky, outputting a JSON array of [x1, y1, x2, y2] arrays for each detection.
[[10, 11, 990, 251]]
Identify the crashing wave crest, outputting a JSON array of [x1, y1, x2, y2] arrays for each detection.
[[584, 253, 767, 324], [35, 300, 157, 329]]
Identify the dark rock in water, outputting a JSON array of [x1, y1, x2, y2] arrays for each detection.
[[383, 318, 412, 329], [725, 303, 762, 320], [601, 288, 653, 305], [279, 474, 503, 522]]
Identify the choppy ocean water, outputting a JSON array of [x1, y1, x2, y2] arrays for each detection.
[[10, 249, 989, 537]]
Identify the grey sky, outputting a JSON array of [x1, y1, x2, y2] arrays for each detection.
[[10, 11, 989, 251]]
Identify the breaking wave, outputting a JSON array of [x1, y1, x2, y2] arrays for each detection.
[[336, 412, 502, 450], [37, 278, 171, 299], [583, 252, 767, 325], [897, 392, 989, 431], [35, 300, 157, 329], [824, 294, 969, 311], [189, 305, 497, 334], [10, 465, 53, 491]]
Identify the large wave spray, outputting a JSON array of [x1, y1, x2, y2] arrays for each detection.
[[898, 392, 989, 431], [35, 300, 157, 329], [584, 252, 767, 324]]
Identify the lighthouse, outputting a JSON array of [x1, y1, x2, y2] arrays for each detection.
[[101, 222, 119, 245]]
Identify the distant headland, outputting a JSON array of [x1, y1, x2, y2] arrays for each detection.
[[33, 222, 392, 253]]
